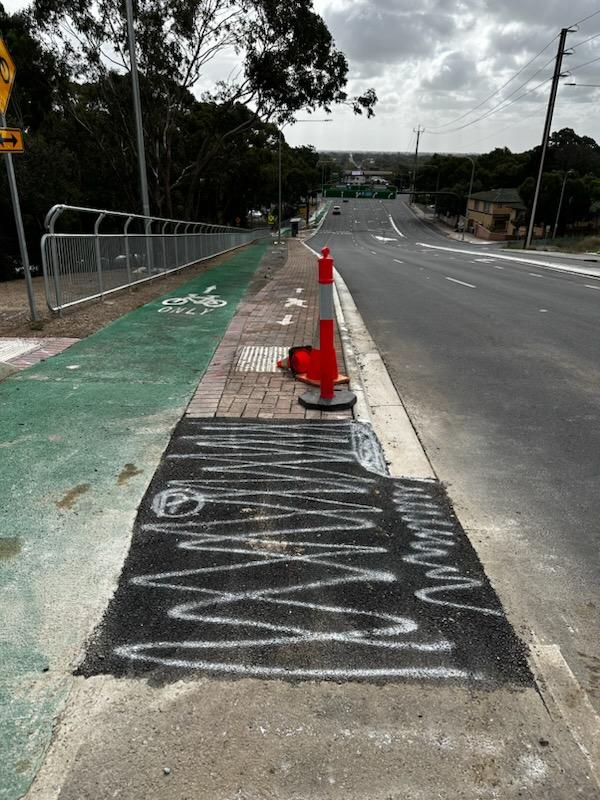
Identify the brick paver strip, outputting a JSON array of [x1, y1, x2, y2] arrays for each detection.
[[4, 338, 79, 369], [187, 239, 353, 420]]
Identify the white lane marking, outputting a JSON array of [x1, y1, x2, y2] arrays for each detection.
[[417, 242, 600, 279], [388, 215, 406, 238], [371, 251, 377, 255], [539, 309, 548, 312], [296, 288, 303, 294], [585, 283, 600, 290], [276, 314, 293, 326], [491, 265, 504, 270], [445, 277, 476, 289], [474, 258, 495, 263], [529, 272, 543, 278], [393, 259, 404, 264], [373, 235, 397, 242]]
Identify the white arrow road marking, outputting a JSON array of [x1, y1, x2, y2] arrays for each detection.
[[203, 285, 217, 293], [445, 277, 476, 288], [276, 314, 293, 326], [285, 297, 307, 308]]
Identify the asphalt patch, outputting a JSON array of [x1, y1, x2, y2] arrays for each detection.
[[79, 419, 531, 686]]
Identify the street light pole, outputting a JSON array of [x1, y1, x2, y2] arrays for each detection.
[[125, 0, 151, 219], [277, 131, 282, 244], [552, 169, 574, 239], [462, 156, 476, 242]]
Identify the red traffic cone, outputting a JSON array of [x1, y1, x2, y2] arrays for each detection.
[[296, 346, 349, 385], [276, 345, 313, 374]]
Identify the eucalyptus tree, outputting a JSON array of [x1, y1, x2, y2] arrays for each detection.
[[33, 0, 377, 216]]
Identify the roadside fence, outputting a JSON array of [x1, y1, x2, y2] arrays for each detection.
[[41, 205, 271, 312]]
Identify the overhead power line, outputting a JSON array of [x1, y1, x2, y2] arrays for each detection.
[[570, 8, 600, 28], [570, 31, 600, 49], [427, 33, 559, 131], [568, 53, 600, 72], [427, 71, 553, 136]]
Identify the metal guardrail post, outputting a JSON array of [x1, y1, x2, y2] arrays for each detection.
[[184, 222, 193, 264], [94, 212, 107, 298], [194, 223, 203, 262], [124, 215, 134, 288], [174, 221, 182, 267], [44, 205, 64, 312], [161, 220, 170, 274]]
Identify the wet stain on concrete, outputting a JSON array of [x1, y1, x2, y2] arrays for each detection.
[[117, 463, 143, 486], [56, 483, 91, 510], [0, 537, 22, 559]]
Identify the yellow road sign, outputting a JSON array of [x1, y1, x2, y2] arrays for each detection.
[[0, 127, 24, 153], [0, 38, 16, 115]]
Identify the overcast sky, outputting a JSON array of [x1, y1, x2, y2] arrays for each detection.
[[4, 0, 600, 154]]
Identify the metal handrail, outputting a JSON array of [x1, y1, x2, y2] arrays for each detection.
[[41, 204, 271, 312]]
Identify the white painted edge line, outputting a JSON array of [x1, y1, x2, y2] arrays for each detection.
[[446, 277, 476, 289], [530, 634, 600, 790], [331, 264, 435, 480], [388, 214, 406, 238], [417, 242, 600, 281]]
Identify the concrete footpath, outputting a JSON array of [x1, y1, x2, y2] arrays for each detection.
[[2, 236, 599, 799]]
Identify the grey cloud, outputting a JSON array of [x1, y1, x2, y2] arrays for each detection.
[[421, 51, 478, 91], [325, 3, 458, 64]]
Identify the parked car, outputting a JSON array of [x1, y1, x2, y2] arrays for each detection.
[[332, 205, 341, 215]]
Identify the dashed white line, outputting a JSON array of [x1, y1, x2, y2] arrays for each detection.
[[445, 277, 476, 289], [529, 272, 543, 278], [584, 283, 600, 290], [393, 259, 404, 264], [371, 251, 378, 255]]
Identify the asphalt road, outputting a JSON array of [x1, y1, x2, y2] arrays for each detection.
[[311, 195, 600, 706]]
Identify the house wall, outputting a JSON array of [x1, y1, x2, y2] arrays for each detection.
[[466, 199, 523, 240]]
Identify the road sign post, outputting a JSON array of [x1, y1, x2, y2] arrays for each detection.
[[0, 38, 38, 321]]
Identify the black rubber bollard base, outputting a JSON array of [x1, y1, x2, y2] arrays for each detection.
[[298, 388, 357, 411]]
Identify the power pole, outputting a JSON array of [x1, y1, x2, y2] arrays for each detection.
[[411, 125, 425, 203], [525, 27, 573, 249]]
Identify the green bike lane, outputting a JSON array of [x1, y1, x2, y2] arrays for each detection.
[[0, 242, 268, 800]]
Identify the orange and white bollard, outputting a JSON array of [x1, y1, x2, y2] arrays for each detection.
[[298, 247, 356, 411]]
